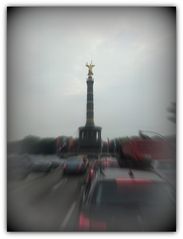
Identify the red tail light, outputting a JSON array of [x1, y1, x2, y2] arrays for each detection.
[[78, 164, 82, 171], [79, 213, 106, 231], [79, 213, 90, 230], [90, 168, 94, 178], [116, 178, 153, 185]]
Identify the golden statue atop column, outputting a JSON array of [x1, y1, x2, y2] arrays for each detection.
[[86, 61, 95, 76]]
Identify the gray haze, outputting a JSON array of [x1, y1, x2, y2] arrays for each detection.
[[7, 7, 176, 141]]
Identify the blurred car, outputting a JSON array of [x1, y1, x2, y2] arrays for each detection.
[[84, 158, 120, 187], [79, 168, 175, 231], [63, 156, 88, 175], [100, 157, 119, 168]]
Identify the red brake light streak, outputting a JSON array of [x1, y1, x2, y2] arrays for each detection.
[[79, 213, 106, 231], [115, 178, 154, 185]]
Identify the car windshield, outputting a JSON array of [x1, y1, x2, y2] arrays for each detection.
[[91, 180, 170, 207]]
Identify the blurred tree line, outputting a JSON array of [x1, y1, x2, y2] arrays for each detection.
[[167, 102, 176, 124], [7, 134, 175, 161], [7, 136, 57, 155], [7, 135, 127, 155]]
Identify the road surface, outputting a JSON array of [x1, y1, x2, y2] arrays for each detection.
[[7, 166, 84, 231], [7, 155, 176, 231]]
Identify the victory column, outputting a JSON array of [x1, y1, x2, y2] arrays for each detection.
[[78, 62, 102, 154]]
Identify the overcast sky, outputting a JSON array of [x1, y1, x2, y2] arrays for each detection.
[[7, 7, 176, 141]]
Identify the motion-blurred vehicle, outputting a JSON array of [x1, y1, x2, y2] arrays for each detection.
[[84, 158, 120, 186], [63, 156, 88, 175], [100, 157, 119, 168], [79, 168, 175, 231], [30, 157, 62, 173]]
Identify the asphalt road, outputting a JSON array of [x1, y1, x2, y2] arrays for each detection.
[[7, 166, 84, 231], [7, 155, 176, 232]]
